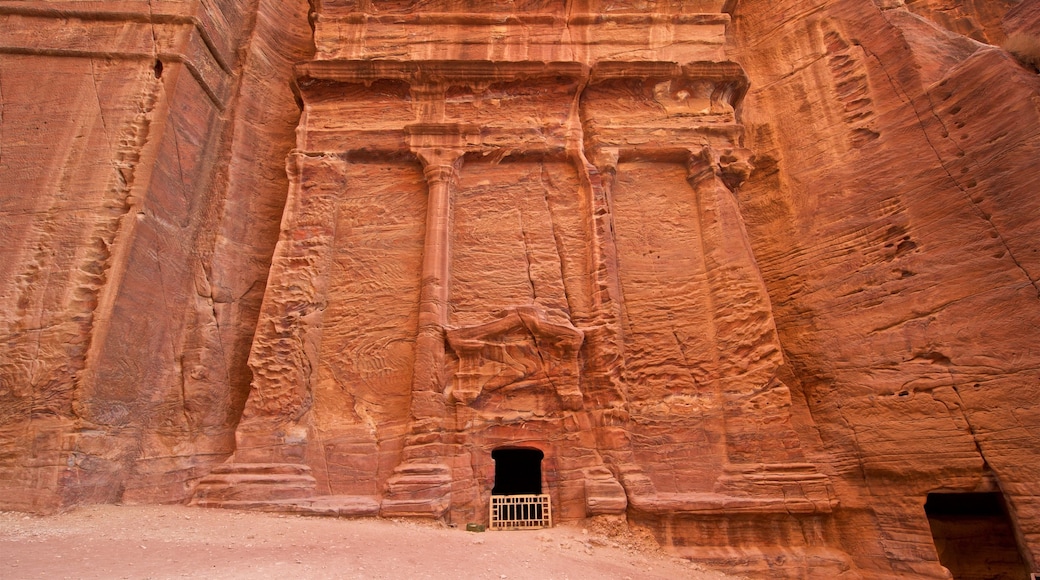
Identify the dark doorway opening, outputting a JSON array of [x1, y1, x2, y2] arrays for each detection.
[[491, 448, 543, 496], [925, 492, 1029, 580]]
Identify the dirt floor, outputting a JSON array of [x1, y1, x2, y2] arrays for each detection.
[[0, 505, 744, 579]]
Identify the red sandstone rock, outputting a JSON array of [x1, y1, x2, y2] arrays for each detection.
[[732, 0, 1040, 576], [0, 0, 313, 509], [1, 1, 1038, 579]]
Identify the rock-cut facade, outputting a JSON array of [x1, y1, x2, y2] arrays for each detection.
[[1, 1, 1038, 578]]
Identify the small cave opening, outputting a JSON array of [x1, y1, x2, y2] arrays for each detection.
[[925, 491, 1030, 580], [491, 447, 543, 496]]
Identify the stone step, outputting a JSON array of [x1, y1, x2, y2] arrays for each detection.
[[191, 463, 317, 503], [208, 463, 313, 476], [193, 495, 380, 517], [381, 462, 452, 518], [392, 463, 452, 476], [194, 473, 317, 487], [384, 465, 452, 497]]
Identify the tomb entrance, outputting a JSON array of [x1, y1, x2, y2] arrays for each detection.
[[492, 448, 544, 496], [490, 447, 550, 530], [925, 491, 1029, 580]]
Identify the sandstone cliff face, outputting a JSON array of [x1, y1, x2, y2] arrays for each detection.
[[901, 0, 1019, 43], [732, 0, 1040, 576], [0, 0, 313, 510], [2, 1, 1038, 579]]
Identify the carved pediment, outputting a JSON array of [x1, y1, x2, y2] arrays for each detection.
[[445, 306, 584, 410]]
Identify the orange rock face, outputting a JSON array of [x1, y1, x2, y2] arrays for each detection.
[[0, 0, 313, 506], [2, 1, 1038, 578]]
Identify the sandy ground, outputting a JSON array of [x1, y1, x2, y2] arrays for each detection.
[[0, 505, 744, 580]]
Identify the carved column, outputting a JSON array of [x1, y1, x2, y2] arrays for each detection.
[[408, 148, 464, 429], [381, 146, 464, 518], [686, 146, 788, 460], [581, 146, 657, 507]]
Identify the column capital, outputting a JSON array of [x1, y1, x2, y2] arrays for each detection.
[[590, 147, 620, 178], [686, 146, 718, 190], [718, 148, 754, 191], [414, 147, 465, 187], [686, 146, 754, 192]]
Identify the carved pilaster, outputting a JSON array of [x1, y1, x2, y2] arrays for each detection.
[[235, 152, 346, 463], [685, 147, 812, 475], [576, 145, 628, 408]]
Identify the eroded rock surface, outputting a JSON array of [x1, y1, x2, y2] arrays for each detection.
[[0, 0, 314, 509], [1, 1, 1037, 578], [732, 0, 1040, 576]]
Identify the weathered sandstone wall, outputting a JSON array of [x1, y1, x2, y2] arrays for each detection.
[[731, 0, 1040, 575], [0, 0, 313, 510], [901, 0, 1020, 43]]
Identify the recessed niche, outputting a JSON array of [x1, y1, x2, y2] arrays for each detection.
[[925, 491, 1029, 580]]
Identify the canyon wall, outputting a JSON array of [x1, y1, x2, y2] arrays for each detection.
[[731, 0, 1040, 576], [0, 0, 313, 510], [1, 1, 1038, 578]]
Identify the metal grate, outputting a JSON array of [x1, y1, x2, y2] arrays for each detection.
[[489, 494, 552, 530]]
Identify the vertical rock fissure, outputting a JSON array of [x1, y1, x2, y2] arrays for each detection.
[[145, 0, 158, 61], [88, 59, 109, 137], [947, 383, 990, 467], [178, 353, 193, 430], [517, 192, 537, 303], [536, 162, 570, 315]]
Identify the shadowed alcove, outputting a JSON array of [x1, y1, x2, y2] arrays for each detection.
[[925, 491, 1029, 580], [491, 448, 544, 496]]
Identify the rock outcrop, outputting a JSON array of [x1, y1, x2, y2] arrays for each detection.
[[1, 1, 1037, 578]]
